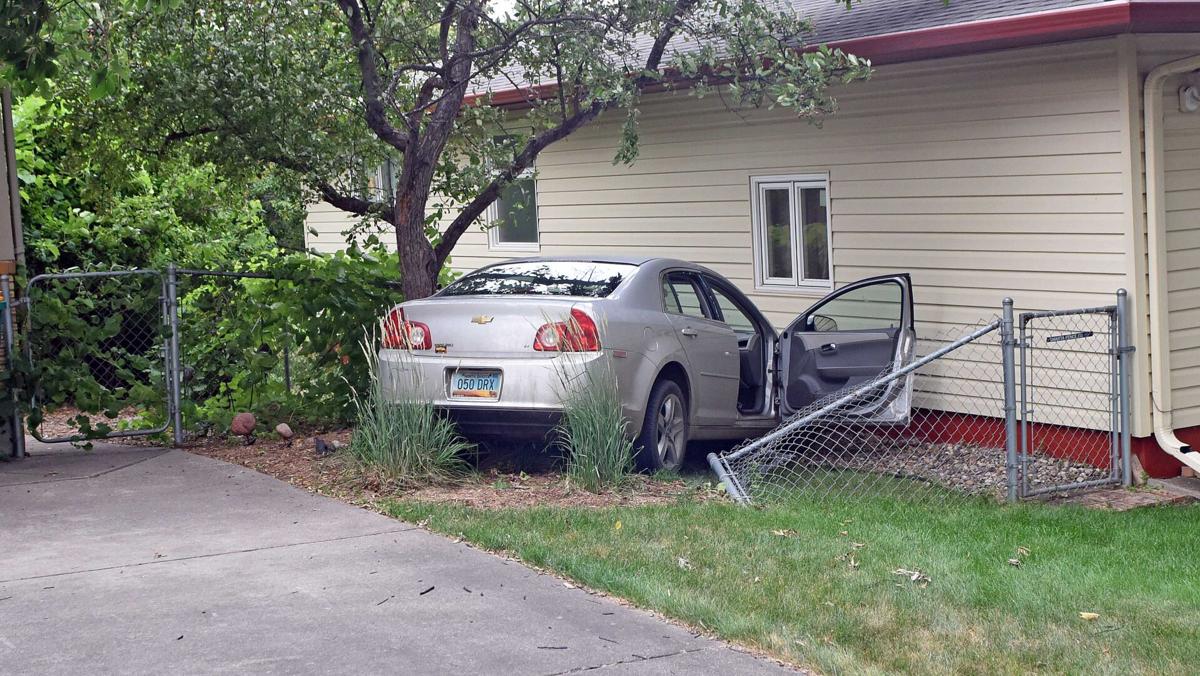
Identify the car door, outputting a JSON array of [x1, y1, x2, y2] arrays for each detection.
[[661, 271, 740, 426], [778, 274, 915, 421]]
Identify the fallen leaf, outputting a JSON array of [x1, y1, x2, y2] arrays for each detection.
[[614, 520, 622, 531], [1017, 546, 1030, 557], [1007, 558, 1022, 567], [771, 529, 797, 537], [1079, 612, 1100, 621], [677, 557, 693, 571], [892, 568, 931, 587], [838, 530, 849, 537], [850, 542, 865, 550]]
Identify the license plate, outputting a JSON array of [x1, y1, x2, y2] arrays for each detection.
[[449, 369, 502, 400]]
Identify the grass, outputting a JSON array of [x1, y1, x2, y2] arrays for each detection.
[[387, 491, 1200, 674], [346, 338, 471, 485], [552, 354, 635, 492]]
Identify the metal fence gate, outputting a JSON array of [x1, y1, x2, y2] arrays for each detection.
[[23, 270, 174, 443], [710, 291, 1132, 505], [1018, 300, 1132, 497]]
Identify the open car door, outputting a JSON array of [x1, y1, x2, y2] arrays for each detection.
[[778, 274, 916, 421]]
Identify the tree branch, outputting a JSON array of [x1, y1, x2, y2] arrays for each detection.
[[434, 100, 604, 262], [335, 0, 410, 152]]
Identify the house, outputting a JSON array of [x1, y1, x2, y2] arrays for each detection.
[[306, 0, 1200, 478]]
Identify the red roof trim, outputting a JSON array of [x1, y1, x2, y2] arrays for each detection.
[[473, 1, 1200, 105]]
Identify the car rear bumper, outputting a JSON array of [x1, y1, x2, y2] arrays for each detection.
[[436, 406, 563, 441], [378, 349, 623, 436]]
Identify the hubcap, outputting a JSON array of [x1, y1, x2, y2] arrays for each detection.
[[655, 393, 686, 467]]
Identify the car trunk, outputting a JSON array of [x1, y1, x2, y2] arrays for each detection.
[[396, 297, 595, 358]]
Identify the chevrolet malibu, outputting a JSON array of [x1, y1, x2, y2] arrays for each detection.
[[379, 256, 914, 471]]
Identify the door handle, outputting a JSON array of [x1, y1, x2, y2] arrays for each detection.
[[820, 342, 838, 354], [680, 327, 699, 337]]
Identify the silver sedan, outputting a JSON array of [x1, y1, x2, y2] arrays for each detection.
[[379, 256, 914, 471]]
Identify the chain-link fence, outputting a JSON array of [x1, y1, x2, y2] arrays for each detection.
[[7, 264, 399, 446], [710, 293, 1133, 505]]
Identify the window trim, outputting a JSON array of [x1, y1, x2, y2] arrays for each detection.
[[750, 173, 832, 294], [487, 169, 541, 252]]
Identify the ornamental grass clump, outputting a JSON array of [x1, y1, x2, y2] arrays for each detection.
[[347, 336, 471, 486], [553, 352, 635, 492]]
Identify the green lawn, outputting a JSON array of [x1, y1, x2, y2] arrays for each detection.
[[388, 491, 1200, 675]]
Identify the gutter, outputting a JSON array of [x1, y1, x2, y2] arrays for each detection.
[[1144, 53, 1200, 475]]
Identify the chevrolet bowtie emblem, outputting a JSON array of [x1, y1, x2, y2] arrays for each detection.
[[471, 315, 494, 325]]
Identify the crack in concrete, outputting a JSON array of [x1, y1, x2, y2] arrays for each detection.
[[0, 449, 169, 486], [0, 527, 420, 584], [544, 646, 712, 675]]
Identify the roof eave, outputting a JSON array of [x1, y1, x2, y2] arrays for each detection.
[[473, 1, 1200, 107]]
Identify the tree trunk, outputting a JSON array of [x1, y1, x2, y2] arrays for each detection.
[[394, 191, 439, 300]]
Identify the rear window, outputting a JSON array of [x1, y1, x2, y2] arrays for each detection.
[[439, 261, 636, 298]]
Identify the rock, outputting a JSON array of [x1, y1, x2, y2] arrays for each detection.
[[275, 423, 294, 439], [231, 412, 256, 436]]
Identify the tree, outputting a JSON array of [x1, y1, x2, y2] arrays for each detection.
[[75, 0, 870, 299]]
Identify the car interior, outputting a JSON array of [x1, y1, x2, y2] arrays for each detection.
[[701, 279, 771, 415]]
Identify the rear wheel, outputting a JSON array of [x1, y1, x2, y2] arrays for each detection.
[[635, 379, 688, 472]]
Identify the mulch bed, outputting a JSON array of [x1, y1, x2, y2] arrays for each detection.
[[183, 430, 705, 510]]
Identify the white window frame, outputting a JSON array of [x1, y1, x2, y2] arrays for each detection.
[[487, 168, 541, 252], [750, 173, 832, 293]]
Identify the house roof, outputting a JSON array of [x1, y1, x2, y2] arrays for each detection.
[[476, 0, 1200, 105]]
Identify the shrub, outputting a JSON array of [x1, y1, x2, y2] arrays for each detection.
[[555, 355, 635, 492], [346, 338, 471, 486]]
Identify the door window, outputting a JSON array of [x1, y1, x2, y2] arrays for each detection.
[[805, 281, 902, 333], [706, 283, 756, 334], [662, 273, 708, 319]]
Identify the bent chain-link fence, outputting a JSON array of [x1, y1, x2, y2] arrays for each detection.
[[710, 293, 1132, 505]]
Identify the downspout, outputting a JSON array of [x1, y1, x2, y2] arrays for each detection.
[[1144, 54, 1200, 474]]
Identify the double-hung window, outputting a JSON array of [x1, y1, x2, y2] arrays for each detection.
[[751, 174, 831, 290]]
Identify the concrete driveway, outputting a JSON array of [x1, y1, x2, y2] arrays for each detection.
[[0, 441, 793, 675]]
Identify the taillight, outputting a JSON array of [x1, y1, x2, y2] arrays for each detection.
[[382, 307, 433, 350], [533, 308, 601, 352]]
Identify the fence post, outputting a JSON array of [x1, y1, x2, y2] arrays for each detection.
[[1116, 289, 1133, 487], [1, 273, 24, 459], [1001, 297, 1019, 503], [166, 264, 183, 447]]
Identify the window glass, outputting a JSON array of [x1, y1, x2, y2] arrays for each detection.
[[663, 274, 707, 319], [708, 283, 756, 333], [806, 281, 902, 332], [493, 176, 538, 244], [753, 176, 831, 288], [763, 187, 793, 280], [800, 186, 828, 282], [440, 261, 633, 297]]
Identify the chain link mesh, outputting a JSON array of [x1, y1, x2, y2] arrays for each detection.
[[713, 306, 1125, 506], [25, 271, 169, 442], [713, 320, 1007, 505], [1018, 309, 1121, 497]]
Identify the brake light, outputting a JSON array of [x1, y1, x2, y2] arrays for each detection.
[[533, 308, 601, 352], [382, 307, 433, 350]]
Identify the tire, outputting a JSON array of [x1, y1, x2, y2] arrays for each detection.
[[634, 379, 689, 472]]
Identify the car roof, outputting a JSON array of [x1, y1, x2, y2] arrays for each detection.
[[491, 255, 699, 269]]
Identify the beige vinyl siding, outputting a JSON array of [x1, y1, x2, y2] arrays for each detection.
[[443, 39, 1132, 333], [305, 38, 1136, 429]]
